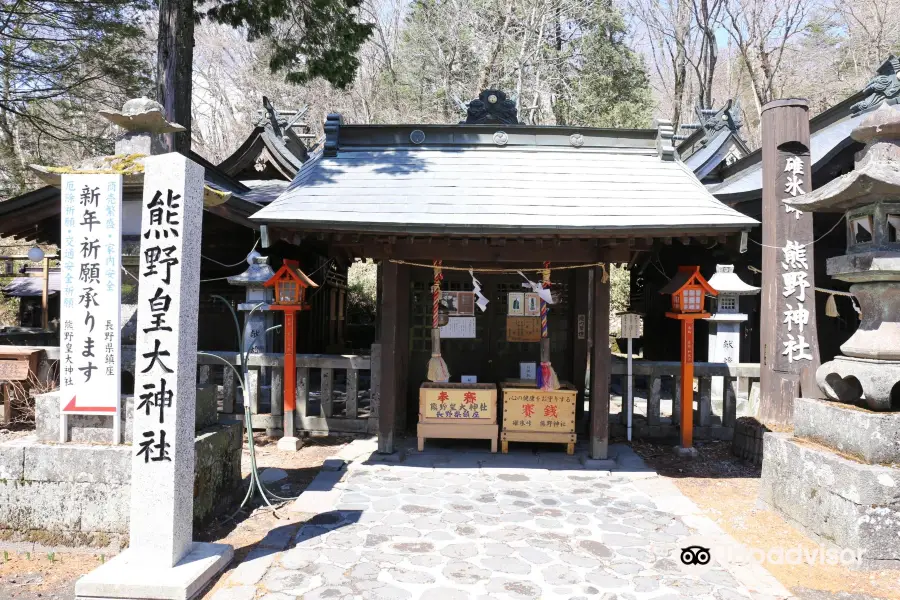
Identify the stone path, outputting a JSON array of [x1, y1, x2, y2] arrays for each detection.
[[212, 442, 792, 600]]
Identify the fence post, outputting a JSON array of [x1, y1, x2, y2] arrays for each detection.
[[698, 376, 712, 427], [296, 366, 309, 420], [321, 368, 334, 417], [271, 366, 284, 436], [346, 368, 359, 418], [247, 368, 261, 414], [222, 367, 236, 414], [648, 375, 661, 426], [723, 375, 737, 428]]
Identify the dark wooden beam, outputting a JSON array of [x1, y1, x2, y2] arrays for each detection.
[[378, 260, 404, 454], [589, 265, 611, 459], [355, 240, 610, 263], [572, 268, 590, 429]]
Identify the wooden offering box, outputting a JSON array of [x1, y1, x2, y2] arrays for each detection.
[[418, 382, 498, 452], [501, 381, 577, 454]]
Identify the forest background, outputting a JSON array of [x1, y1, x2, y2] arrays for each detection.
[[0, 0, 898, 326]]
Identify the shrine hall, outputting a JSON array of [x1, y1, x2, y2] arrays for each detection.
[[251, 90, 758, 458]]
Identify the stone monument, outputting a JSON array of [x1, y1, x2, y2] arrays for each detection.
[[75, 153, 233, 598], [759, 103, 900, 568]]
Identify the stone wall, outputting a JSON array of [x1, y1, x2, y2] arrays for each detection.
[[0, 389, 243, 546], [759, 432, 900, 567]]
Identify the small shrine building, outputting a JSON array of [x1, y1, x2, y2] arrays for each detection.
[[251, 91, 758, 456]]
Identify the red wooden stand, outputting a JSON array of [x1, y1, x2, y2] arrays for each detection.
[[665, 312, 709, 449]]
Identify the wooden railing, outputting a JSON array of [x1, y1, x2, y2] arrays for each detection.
[[195, 345, 379, 436], [609, 361, 760, 440]]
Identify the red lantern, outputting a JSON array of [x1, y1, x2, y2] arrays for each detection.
[[264, 260, 318, 429], [660, 266, 717, 452]]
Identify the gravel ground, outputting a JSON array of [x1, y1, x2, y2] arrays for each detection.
[[634, 440, 900, 600], [0, 433, 351, 600]]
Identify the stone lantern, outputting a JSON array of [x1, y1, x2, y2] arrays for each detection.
[[706, 265, 759, 366], [706, 264, 759, 411], [227, 253, 275, 415], [227, 252, 276, 358], [784, 103, 900, 411]]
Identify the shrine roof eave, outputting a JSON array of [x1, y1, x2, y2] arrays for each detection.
[[253, 127, 758, 237]]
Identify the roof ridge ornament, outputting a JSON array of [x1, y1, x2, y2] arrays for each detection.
[[324, 113, 342, 157], [463, 90, 521, 125], [850, 55, 900, 116], [654, 119, 676, 161]]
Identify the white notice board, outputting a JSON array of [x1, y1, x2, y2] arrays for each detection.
[[440, 316, 476, 338]]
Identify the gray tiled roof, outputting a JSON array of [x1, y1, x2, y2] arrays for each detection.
[[253, 125, 757, 236]]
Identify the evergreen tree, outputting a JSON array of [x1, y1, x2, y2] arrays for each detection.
[[0, 0, 152, 197], [554, 1, 652, 128]]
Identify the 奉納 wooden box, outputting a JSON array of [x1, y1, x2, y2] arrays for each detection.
[[500, 381, 577, 454], [418, 382, 498, 452]]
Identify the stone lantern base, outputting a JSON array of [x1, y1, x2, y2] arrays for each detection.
[[759, 398, 900, 568], [816, 356, 900, 411]]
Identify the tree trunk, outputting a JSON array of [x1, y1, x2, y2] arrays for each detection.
[[157, 0, 194, 154]]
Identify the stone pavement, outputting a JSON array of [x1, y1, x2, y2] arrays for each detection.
[[212, 440, 792, 600]]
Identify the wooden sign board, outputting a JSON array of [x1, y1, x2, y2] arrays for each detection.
[[506, 316, 541, 342], [456, 292, 475, 316], [418, 383, 499, 452], [503, 388, 576, 433], [421, 387, 494, 421], [620, 313, 642, 339], [0, 360, 30, 381]]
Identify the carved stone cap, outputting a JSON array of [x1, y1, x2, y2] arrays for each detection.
[[98, 97, 186, 134], [851, 103, 900, 144], [227, 255, 275, 287]]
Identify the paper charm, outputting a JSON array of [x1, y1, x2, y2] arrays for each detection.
[[469, 269, 489, 312], [517, 270, 554, 304]]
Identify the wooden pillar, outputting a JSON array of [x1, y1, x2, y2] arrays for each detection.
[[680, 319, 695, 448], [41, 257, 49, 330], [378, 261, 408, 453], [589, 266, 610, 459], [572, 269, 590, 428], [759, 99, 821, 426]]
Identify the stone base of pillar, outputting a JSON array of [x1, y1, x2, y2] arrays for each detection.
[[75, 542, 233, 600], [277, 436, 302, 452], [673, 445, 699, 459]]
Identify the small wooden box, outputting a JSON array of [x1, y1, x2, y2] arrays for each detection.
[[500, 381, 578, 454], [418, 382, 498, 452], [0, 347, 41, 425]]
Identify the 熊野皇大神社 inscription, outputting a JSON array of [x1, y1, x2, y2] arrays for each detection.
[[418, 383, 499, 452], [421, 387, 494, 420]]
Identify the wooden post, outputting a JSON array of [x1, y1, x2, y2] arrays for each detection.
[[589, 266, 610, 459], [680, 319, 695, 449], [283, 311, 297, 417], [760, 99, 821, 426], [296, 366, 309, 419], [321, 368, 334, 417], [379, 261, 400, 453], [572, 269, 590, 428], [346, 368, 359, 418], [41, 257, 49, 330]]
